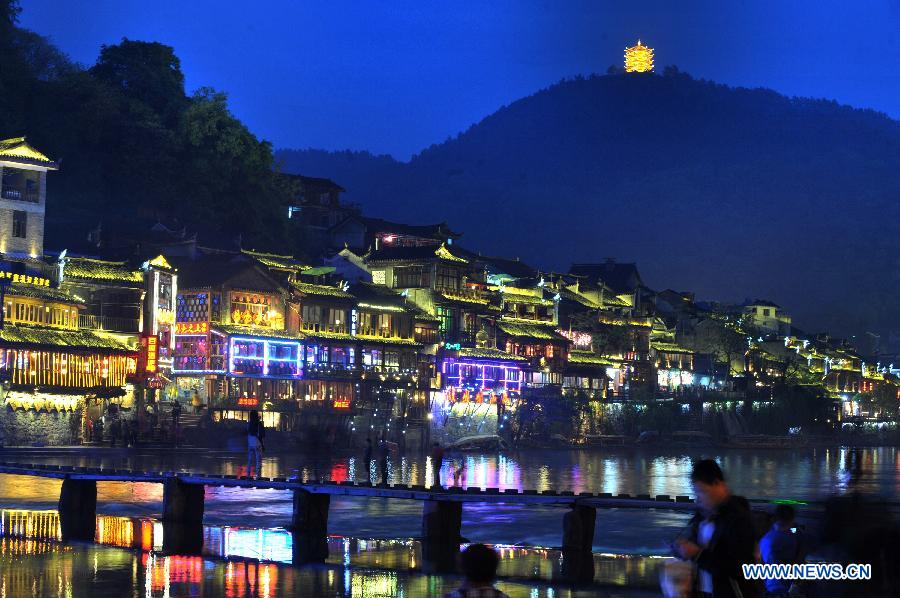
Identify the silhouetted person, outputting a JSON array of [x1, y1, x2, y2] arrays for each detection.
[[759, 504, 804, 597], [443, 543, 509, 598], [675, 459, 759, 598], [431, 441, 444, 488], [247, 410, 265, 475]]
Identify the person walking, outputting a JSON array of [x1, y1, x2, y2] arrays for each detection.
[[759, 504, 805, 597], [443, 543, 510, 598], [674, 459, 759, 598], [431, 441, 444, 489], [247, 410, 266, 476], [191, 390, 202, 414]]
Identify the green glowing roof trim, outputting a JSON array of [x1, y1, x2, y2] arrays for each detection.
[[440, 291, 490, 305], [502, 292, 553, 306], [651, 341, 694, 354], [299, 266, 336, 276], [567, 350, 615, 366], [497, 322, 566, 341], [457, 347, 528, 362]]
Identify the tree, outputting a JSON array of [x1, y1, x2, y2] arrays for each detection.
[[0, 0, 31, 131], [690, 318, 747, 376], [91, 39, 187, 125], [177, 88, 290, 247], [0, 23, 295, 254]]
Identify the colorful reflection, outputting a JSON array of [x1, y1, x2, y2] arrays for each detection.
[[0, 508, 666, 595]]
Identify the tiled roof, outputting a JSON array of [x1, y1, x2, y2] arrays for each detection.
[[284, 173, 345, 192], [303, 329, 353, 342], [299, 266, 336, 276], [290, 280, 353, 298], [440, 293, 490, 307], [171, 255, 282, 292], [556, 288, 601, 309], [0, 137, 58, 168], [354, 334, 420, 346], [213, 325, 303, 341], [243, 250, 308, 272], [350, 282, 407, 309], [360, 217, 460, 240], [63, 257, 143, 284], [8, 282, 84, 304], [602, 294, 630, 307], [500, 290, 553, 306], [567, 350, 615, 366], [457, 347, 527, 362], [497, 322, 567, 341], [651, 341, 694, 354], [569, 262, 642, 294], [0, 325, 133, 352], [744, 299, 780, 308], [367, 243, 468, 264]]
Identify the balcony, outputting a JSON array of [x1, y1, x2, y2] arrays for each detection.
[[1, 186, 39, 203], [301, 322, 348, 335], [79, 314, 140, 334], [435, 286, 489, 304]]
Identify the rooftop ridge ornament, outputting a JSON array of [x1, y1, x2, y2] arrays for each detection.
[[624, 39, 654, 73]]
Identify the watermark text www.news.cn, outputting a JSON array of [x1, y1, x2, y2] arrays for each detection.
[[742, 563, 871, 581]]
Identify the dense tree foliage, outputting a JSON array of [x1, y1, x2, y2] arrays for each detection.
[[0, 2, 291, 252]]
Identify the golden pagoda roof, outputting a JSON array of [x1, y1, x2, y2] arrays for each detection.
[[0, 137, 59, 169]]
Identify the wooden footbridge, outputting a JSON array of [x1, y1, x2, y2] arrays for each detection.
[[0, 460, 704, 580]]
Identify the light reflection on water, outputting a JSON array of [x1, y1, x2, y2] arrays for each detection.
[[2, 446, 896, 498], [0, 446, 896, 555], [0, 509, 661, 597]]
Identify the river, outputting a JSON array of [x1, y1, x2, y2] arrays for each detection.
[[0, 446, 896, 596]]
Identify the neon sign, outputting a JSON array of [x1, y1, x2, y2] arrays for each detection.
[[444, 342, 462, 351], [332, 399, 351, 409], [175, 322, 209, 334], [143, 335, 159, 373], [0, 271, 50, 286], [228, 336, 302, 379], [237, 396, 258, 407]]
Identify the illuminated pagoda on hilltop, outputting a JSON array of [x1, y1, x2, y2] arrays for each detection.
[[624, 39, 654, 73]]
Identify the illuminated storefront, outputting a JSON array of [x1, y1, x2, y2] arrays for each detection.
[[0, 323, 138, 445], [651, 341, 696, 392], [433, 348, 525, 439]]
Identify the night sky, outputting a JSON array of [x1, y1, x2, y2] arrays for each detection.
[[20, 1, 900, 159]]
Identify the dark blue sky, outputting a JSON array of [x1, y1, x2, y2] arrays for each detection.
[[21, 1, 900, 159]]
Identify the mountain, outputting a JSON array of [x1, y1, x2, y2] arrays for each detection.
[[277, 70, 900, 341]]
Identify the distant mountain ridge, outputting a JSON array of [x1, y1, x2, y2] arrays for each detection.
[[276, 70, 900, 340]]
